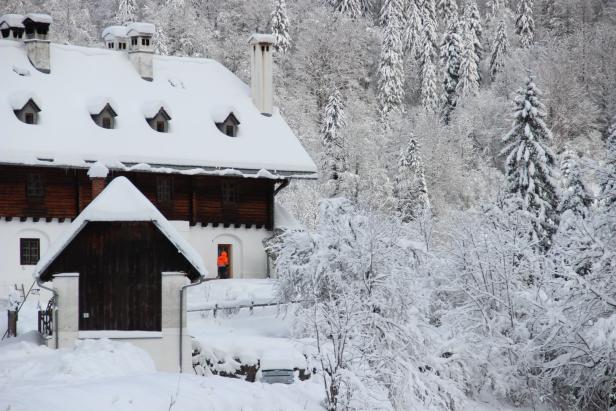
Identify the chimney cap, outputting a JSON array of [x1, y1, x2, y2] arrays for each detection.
[[126, 22, 155, 37], [248, 33, 275, 45], [24, 13, 52, 24], [0, 14, 25, 28], [102, 25, 128, 40]]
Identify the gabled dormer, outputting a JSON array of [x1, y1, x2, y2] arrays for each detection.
[[146, 107, 171, 133], [102, 25, 128, 50], [216, 113, 241, 137], [13, 98, 41, 125], [90, 103, 118, 129], [0, 14, 25, 39]]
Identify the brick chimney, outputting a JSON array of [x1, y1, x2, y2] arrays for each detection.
[[87, 162, 109, 198], [248, 33, 274, 116]]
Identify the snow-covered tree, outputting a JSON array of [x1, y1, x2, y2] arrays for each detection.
[[153, 25, 169, 55], [456, 32, 480, 98], [461, 0, 483, 82], [271, 0, 291, 53], [115, 0, 137, 24], [393, 137, 431, 221], [330, 0, 362, 18], [515, 0, 535, 48], [321, 87, 349, 197], [489, 19, 509, 81], [402, 0, 422, 55], [559, 149, 592, 218], [418, 0, 439, 112], [501, 76, 559, 250], [600, 119, 616, 209], [377, 0, 405, 121], [439, 19, 463, 122], [486, 0, 502, 18], [436, 0, 458, 30]]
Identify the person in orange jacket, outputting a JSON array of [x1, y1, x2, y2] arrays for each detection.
[[217, 249, 230, 279]]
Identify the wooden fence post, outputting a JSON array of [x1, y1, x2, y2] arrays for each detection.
[[7, 310, 17, 337]]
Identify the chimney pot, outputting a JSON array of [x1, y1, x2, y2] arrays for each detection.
[[248, 33, 275, 116], [22, 13, 52, 74], [88, 162, 109, 198]]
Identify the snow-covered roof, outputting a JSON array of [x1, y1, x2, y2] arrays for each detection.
[[34, 176, 209, 282], [101, 26, 128, 40], [24, 13, 52, 24], [87, 161, 109, 178], [0, 40, 317, 178], [9, 91, 40, 111], [248, 33, 275, 44], [125, 22, 155, 37], [0, 14, 25, 28]]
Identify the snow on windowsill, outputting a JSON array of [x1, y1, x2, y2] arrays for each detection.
[[78, 330, 163, 339]]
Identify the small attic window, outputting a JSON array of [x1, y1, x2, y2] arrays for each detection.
[[216, 113, 240, 138], [108, 43, 114, 49], [146, 107, 171, 133], [141, 38, 150, 46], [13, 98, 41, 125], [90, 103, 117, 130], [131, 37, 137, 46], [119, 42, 126, 50]]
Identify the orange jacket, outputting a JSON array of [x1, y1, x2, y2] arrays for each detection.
[[217, 251, 229, 267]]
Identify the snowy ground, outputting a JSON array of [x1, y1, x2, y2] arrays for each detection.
[[0, 279, 529, 410]]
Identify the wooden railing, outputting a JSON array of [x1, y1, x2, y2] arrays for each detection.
[[38, 297, 54, 337]]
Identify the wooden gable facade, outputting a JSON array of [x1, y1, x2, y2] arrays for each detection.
[[0, 165, 278, 229]]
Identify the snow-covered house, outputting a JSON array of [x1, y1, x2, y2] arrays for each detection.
[[34, 176, 208, 372], [0, 14, 317, 297]]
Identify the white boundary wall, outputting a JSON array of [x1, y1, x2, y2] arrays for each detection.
[[0, 218, 272, 297]]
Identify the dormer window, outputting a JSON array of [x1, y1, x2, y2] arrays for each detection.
[[119, 42, 126, 50], [90, 103, 117, 130], [13, 98, 41, 125], [141, 38, 150, 46], [146, 107, 171, 133], [216, 113, 240, 137], [132, 37, 137, 46], [108, 42, 114, 49]]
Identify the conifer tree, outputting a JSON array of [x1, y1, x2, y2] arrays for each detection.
[[456, 32, 480, 98], [462, 0, 483, 78], [418, 0, 439, 112], [322, 87, 349, 197], [489, 19, 509, 81], [436, 0, 458, 30], [501, 76, 559, 250], [377, 0, 405, 121], [559, 149, 592, 218], [116, 0, 137, 24], [516, 0, 535, 48], [403, 0, 422, 55], [394, 137, 431, 222], [154, 26, 169, 55], [439, 19, 463, 122], [271, 0, 291, 53], [600, 118, 616, 209], [331, 0, 363, 18]]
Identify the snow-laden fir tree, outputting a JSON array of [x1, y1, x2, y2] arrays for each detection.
[[331, 0, 363, 18], [439, 19, 463, 122], [559, 149, 592, 218], [394, 137, 431, 221], [501, 76, 559, 250], [456, 31, 480, 98], [321, 86, 349, 197], [462, 0, 483, 78], [418, 0, 439, 112], [154, 26, 169, 55], [377, 0, 405, 121], [402, 0, 422, 55], [515, 0, 535, 48], [271, 0, 291, 53], [115, 0, 137, 24], [600, 118, 616, 209], [489, 19, 509, 81], [436, 0, 459, 30]]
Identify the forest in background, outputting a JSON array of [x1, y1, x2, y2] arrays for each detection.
[[2, 0, 616, 409]]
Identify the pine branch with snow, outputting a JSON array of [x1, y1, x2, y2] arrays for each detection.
[[321, 87, 349, 197], [394, 137, 431, 221], [436, 0, 458, 30], [418, 0, 439, 112], [456, 32, 480, 99], [115, 0, 137, 24], [402, 0, 422, 55], [439, 19, 463, 122], [461, 0, 483, 80], [330, 0, 363, 18]]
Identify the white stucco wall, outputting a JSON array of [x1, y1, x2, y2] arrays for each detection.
[[0, 218, 272, 298], [0, 218, 72, 298]]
